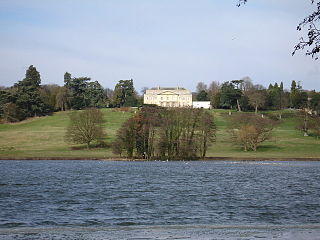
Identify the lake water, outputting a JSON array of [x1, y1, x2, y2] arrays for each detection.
[[0, 160, 320, 239]]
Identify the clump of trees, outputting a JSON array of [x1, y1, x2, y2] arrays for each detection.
[[0, 66, 144, 123], [0, 65, 53, 122], [228, 113, 278, 151], [64, 72, 108, 110], [112, 106, 216, 159], [194, 78, 319, 118], [65, 108, 106, 148]]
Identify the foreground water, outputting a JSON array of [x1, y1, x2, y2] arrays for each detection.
[[0, 160, 320, 239]]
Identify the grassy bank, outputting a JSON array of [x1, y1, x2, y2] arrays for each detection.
[[0, 108, 319, 159], [0, 109, 133, 159]]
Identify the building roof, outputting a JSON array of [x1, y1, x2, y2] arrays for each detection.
[[150, 87, 186, 90], [146, 87, 191, 95]]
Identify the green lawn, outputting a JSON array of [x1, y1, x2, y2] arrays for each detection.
[[0, 108, 319, 159], [207, 109, 320, 158], [0, 109, 134, 158]]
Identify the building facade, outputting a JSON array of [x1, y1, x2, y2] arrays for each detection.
[[144, 87, 192, 107]]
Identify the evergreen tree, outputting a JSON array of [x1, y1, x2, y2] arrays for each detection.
[[290, 80, 307, 108], [113, 79, 138, 107], [14, 65, 52, 118], [86, 81, 107, 108], [196, 90, 209, 101], [219, 82, 242, 109], [64, 72, 107, 109]]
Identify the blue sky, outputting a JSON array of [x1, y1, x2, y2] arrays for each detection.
[[0, 0, 319, 92]]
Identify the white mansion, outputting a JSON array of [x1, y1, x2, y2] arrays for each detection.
[[144, 87, 193, 107]]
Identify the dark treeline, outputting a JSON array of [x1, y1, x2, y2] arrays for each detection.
[[195, 77, 320, 115], [0, 65, 140, 122], [112, 106, 216, 159]]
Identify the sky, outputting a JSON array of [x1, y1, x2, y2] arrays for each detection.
[[0, 0, 319, 93]]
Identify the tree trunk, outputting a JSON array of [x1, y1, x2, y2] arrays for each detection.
[[304, 112, 309, 136], [237, 99, 241, 112], [255, 105, 258, 114]]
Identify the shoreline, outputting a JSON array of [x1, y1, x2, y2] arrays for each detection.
[[1, 156, 320, 161]]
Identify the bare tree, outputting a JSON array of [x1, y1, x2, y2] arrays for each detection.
[[65, 108, 105, 148], [229, 113, 277, 151], [141, 87, 149, 95], [208, 81, 221, 94], [248, 89, 267, 114], [240, 76, 254, 95], [56, 87, 70, 111], [196, 82, 208, 93]]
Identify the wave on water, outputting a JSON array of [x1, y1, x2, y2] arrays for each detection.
[[1, 224, 320, 234]]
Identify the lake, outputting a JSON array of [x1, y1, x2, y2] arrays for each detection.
[[0, 160, 320, 239]]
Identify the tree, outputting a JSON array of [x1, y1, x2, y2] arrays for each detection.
[[220, 81, 242, 110], [293, 0, 320, 59], [229, 113, 277, 151], [310, 115, 320, 138], [65, 108, 105, 148], [198, 111, 216, 157], [231, 80, 244, 111], [64, 72, 107, 109], [55, 87, 70, 111], [113, 79, 138, 107], [266, 82, 289, 115], [238, 0, 320, 59], [208, 81, 221, 108], [114, 117, 137, 158], [248, 89, 267, 114], [112, 106, 216, 159], [240, 77, 254, 95], [64, 73, 91, 109], [196, 82, 208, 93], [196, 90, 209, 101], [309, 90, 320, 113], [86, 81, 107, 108], [39, 84, 61, 111], [290, 80, 308, 108], [2, 103, 24, 122], [14, 65, 52, 118], [296, 110, 311, 137], [0, 89, 15, 120]]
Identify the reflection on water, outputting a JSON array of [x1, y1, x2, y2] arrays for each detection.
[[0, 160, 320, 239]]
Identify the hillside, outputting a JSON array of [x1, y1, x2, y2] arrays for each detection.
[[0, 109, 319, 159]]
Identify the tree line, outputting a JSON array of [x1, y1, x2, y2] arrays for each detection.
[[0, 65, 140, 122], [194, 77, 320, 116], [1, 66, 320, 140]]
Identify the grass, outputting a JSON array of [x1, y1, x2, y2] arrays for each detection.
[[0, 108, 319, 159], [207, 109, 320, 158], [0, 109, 134, 159]]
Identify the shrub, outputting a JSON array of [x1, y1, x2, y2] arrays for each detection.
[[229, 113, 277, 151]]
